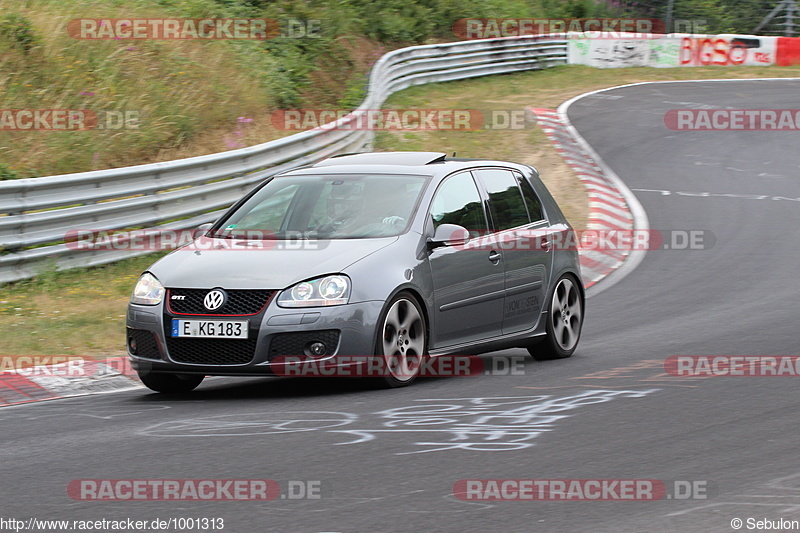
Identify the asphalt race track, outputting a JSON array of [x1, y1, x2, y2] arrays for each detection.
[[2, 79, 799, 533]]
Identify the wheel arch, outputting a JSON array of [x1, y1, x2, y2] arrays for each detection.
[[372, 285, 431, 354], [545, 268, 585, 314]]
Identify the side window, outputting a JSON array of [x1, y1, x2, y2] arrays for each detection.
[[515, 171, 545, 222], [429, 172, 488, 236], [474, 169, 529, 231]]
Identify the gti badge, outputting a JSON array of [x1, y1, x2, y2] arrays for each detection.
[[203, 289, 227, 311]]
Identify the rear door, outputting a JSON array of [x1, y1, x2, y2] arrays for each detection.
[[473, 168, 553, 335]]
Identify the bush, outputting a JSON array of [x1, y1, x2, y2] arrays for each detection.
[[357, 0, 435, 42], [0, 163, 19, 181], [0, 13, 38, 53]]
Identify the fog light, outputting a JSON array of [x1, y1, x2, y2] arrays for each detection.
[[128, 336, 138, 355], [307, 342, 327, 356]]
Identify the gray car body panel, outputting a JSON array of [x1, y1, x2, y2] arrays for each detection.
[[127, 152, 583, 376], [148, 237, 398, 291]]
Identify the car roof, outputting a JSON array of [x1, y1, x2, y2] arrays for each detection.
[[280, 151, 537, 179]]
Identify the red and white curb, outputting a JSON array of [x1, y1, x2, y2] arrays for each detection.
[[529, 107, 637, 289], [0, 357, 141, 407]]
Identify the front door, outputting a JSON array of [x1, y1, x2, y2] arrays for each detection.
[[427, 171, 505, 348]]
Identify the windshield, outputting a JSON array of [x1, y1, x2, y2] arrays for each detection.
[[213, 174, 428, 239]]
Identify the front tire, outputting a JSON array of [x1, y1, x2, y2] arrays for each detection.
[[370, 292, 427, 388], [138, 372, 204, 393], [528, 275, 583, 361]]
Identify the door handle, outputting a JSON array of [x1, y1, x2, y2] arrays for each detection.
[[488, 250, 501, 263], [541, 236, 552, 252]]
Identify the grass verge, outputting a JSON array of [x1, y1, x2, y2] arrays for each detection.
[[0, 253, 167, 358]]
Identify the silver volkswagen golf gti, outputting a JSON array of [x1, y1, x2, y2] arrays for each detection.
[[127, 152, 584, 392]]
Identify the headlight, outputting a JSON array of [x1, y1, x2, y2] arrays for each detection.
[[278, 275, 350, 308], [130, 272, 165, 305]]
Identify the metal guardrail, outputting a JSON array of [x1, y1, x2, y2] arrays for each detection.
[[0, 34, 568, 283]]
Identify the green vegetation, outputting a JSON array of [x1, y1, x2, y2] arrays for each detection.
[[0, 0, 646, 179], [0, 252, 167, 357], [598, 0, 783, 35], [0, 12, 39, 53]]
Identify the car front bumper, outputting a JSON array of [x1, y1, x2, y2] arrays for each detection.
[[127, 299, 385, 376]]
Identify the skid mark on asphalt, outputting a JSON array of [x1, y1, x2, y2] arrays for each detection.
[[252, 489, 495, 514], [633, 188, 800, 202], [580, 359, 706, 387], [663, 471, 800, 521], [515, 384, 695, 389], [0, 397, 174, 424], [142, 411, 358, 437], [517, 359, 712, 390]]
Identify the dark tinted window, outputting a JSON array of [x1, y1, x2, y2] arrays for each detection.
[[474, 169, 529, 231], [515, 171, 545, 222], [429, 172, 488, 236]]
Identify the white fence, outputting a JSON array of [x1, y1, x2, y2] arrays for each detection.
[[0, 34, 568, 283]]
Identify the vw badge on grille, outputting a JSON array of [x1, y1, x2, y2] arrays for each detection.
[[203, 289, 227, 311]]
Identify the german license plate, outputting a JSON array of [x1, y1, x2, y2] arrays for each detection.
[[171, 319, 248, 339]]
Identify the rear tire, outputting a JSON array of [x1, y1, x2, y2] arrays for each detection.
[[528, 275, 583, 361], [138, 372, 204, 393], [369, 292, 427, 388]]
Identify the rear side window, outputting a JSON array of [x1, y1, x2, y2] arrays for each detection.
[[473, 169, 529, 231], [515, 171, 545, 222], [429, 172, 488, 236]]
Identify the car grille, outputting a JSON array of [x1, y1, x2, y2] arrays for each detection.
[[165, 337, 257, 365], [127, 328, 161, 360], [268, 330, 340, 360], [167, 289, 275, 316]]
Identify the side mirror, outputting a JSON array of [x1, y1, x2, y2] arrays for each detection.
[[192, 222, 213, 239], [427, 224, 470, 250]]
